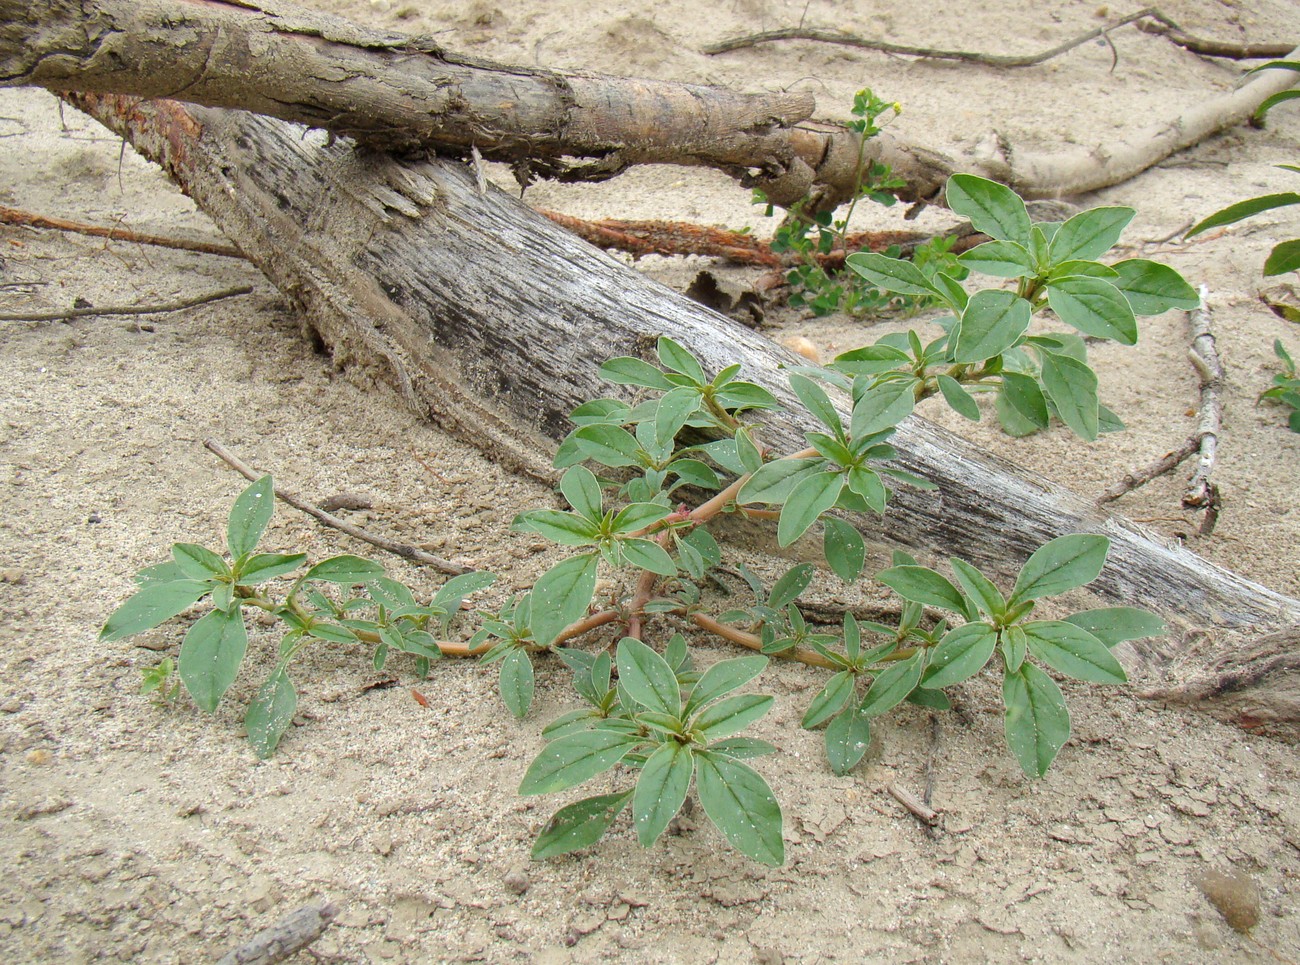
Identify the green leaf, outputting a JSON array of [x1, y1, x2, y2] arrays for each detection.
[[616, 637, 681, 716], [1062, 607, 1165, 647], [958, 240, 1035, 277], [515, 509, 601, 546], [859, 650, 925, 717], [500, 648, 536, 718], [574, 424, 643, 468], [844, 252, 937, 296], [851, 380, 915, 437], [1048, 206, 1135, 262], [952, 290, 1032, 363], [789, 373, 843, 437], [948, 558, 1005, 619], [769, 563, 815, 610], [694, 693, 774, 740], [806, 432, 855, 466], [305, 622, 359, 645], [655, 386, 701, 448], [1000, 371, 1049, 430], [714, 381, 780, 411], [708, 737, 777, 760], [532, 791, 634, 859], [1110, 260, 1200, 315], [735, 427, 763, 473], [1256, 88, 1300, 120], [237, 552, 307, 586], [831, 344, 911, 377], [1047, 276, 1137, 345], [1265, 239, 1300, 276], [245, 668, 297, 759], [1002, 624, 1027, 673], [687, 654, 768, 714], [945, 174, 1031, 244], [227, 475, 275, 558], [179, 605, 248, 714], [633, 742, 694, 846], [822, 516, 866, 582], [134, 560, 188, 588], [694, 752, 784, 866], [1023, 621, 1128, 684], [1011, 534, 1109, 604], [922, 622, 998, 689], [824, 708, 873, 776], [100, 579, 213, 642], [667, 458, 720, 491], [1039, 352, 1100, 440], [738, 456, 825, 505], [1187, 193, 1300, 236], [1048, 260, 1118, 280], [172, 543, 229, 580], [877, 565, 969, 614], [303, 555, 386, 584], [619, 538, 677, 576], [600, 356, 674, 390], [802, 671, 856, 728], [845, 466, 887, 515], [530, 553, 598, 647], [431, 570, 496, 610], [777, 471, 844, 547], [936, 375, 981, 421], [1002, 663, 1071, 778], [560, 466, 603, 523], [657, 336, 707, 384], [519, 729, 641, 796]]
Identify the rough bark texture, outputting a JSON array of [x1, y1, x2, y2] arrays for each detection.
[[0, 0, 949, 207], [12, 0, 1295, 206], [71, 94, 1300, 737]]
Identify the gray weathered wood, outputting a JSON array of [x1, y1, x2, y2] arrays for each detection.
[[73, 94, 1300, 736]]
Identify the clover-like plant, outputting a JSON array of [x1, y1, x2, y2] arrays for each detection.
[[845, 174, 1200, 439], [101, 476, 494, 756], [520, 637, 783, 865]]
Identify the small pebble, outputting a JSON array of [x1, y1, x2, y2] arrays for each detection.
[[503, 869, 530, 896], [1196, 868, 1261, 932], [780, 335, 820, 364], [25, 748, 51, 765]]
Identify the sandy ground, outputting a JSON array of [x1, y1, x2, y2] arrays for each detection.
[[2, 0, 1299, 962]]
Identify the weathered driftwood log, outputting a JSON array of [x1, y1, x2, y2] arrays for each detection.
[[5, 0, 1297, 205], [72, 94, 1300, 737]]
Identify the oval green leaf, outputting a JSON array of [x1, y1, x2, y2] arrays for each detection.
[[633, 742, 694, 846], [694, 752, 784, 866], [1011, 534, 1109, 604], [1003, 663, 1071, 778], [100, 579, 213, 642], [179, 604, 248, 714], [616, 637, 681, 716], [952, 290, 1032, 363], [1022, 621, 1128, 684], [922, 622, 998, 689], [518, 729, 641, 796], [532, 791, 634, 859], [945, 174, 1031, 244]]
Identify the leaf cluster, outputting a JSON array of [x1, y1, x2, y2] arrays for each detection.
[[1260, 339, 1300, 432]]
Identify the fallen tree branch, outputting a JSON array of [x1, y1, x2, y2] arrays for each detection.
[[704, 9, 1295, 66], [75, 95, 1300, 737], [0, 284, 252, 322], [1098, 286, 1224, 535], [6, 0, 1297, 208], [215, 901, 339, 965], [204, 439, 475, 576], [0, 204, 245, 258]]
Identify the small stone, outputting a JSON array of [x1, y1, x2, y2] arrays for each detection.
[[1196, 868, 1260, 933], [0, 699, 22, 713], [373, 833, 394, 857], [0, 569, 24, 584], [780, 335, 820, 364], [503, 869, 529, 896], [25, 748, 51, 765]]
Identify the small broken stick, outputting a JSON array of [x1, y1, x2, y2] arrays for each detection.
[[204, 439, 474, 576], [1098, 286, 1223, 534], [215, 901, 339, 965]]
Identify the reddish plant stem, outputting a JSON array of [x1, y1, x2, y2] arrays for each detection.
[[552, 608, 622, 646], [690, 612, 838, 670]]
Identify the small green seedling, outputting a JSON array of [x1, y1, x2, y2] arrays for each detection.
[[1261, 339, 1300, 432]]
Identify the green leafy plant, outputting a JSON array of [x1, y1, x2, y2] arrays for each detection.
[[844, 173, 1200, 439], [105, 176, 1187, 866], [101, 476, 494, 757], [522, 636, 782, 865], [1185, 62, 1300, 276], [1261, 339, 1300, 432], [758, 90, 968, 317]]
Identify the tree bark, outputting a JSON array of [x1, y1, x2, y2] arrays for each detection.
[[69, 93, 1300, 738], [6, 0, 1296, 207]]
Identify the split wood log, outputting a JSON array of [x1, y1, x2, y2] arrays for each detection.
[[4, 0, 1298, 207], [70, 94, 1300, 738]]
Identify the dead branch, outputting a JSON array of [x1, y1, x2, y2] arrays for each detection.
[[1098, 287, 1224, 534], [888, 783, 939, 827], [5, 0, 1297, 209], [0, 204, 245, 258], [0, 284, 252, 322], [215, 901, 339, 965], [203, 439, 475, 576], [705, 9, 1296, 66]]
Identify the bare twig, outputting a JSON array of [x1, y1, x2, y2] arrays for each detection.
[[216, 901, 339, 965], [203, 439, 475, 576], [1098, 286, 1224, 533], [0, 284, 253, 322], [0, 204, 246, 258], [704, 8, 1293, 65], [888, 783, 939, 827]]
